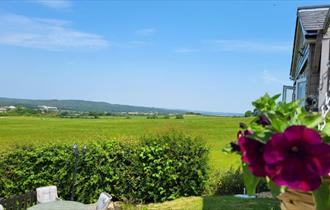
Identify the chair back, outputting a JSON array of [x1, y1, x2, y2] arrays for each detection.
[[0, 204, 3, 210], [96, 192, 112, 210], [36, 186, 58, 203]]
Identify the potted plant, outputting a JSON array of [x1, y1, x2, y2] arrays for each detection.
[[225, 94, 330, 210]]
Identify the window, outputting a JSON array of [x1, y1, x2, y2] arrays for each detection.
[[282, 85, 294, 102], [296, 80, 306, 104]]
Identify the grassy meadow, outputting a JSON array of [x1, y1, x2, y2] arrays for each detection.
[[0, 115, 281, 210], [0, 115, 249, 171]]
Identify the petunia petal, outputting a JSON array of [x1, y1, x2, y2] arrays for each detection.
[[302, 127, 322, 145], [264, 133, 287, 164], [306, 143, 330, 176], [239, 136, 267, 177], [269, 158, 321, 191], [284, 125, 305, 143], [289, 172, 321, 192]]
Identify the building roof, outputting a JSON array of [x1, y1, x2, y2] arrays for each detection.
[[290, 5, 330, 78], [298, 6, 330, 32]]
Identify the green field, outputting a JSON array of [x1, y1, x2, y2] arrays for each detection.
[[0, 115, 248, 171], [0, 115, 280, 210]]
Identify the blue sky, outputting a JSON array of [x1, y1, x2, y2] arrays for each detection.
[[0, 0, 328, 113]]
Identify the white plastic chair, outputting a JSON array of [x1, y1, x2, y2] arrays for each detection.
[[0, 204, 3, 210], [36, 185, 60, 203], [96, 192, 112, 210]]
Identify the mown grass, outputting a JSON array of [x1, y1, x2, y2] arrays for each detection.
[[1, 116, 280, 210], [124, 196, 280, 210], [0, 115, 250, 171]]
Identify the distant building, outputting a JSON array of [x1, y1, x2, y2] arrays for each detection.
[[283, 5, 330, 111], [38, 105, 58, 112], [7, 106, 16, 110], [128, 112, 139, 115], [0, 106, 16, 113]]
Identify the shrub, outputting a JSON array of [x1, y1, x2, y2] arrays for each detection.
[[0, 132, 209, 204], [244, 110, 253, 117], [146, 115, 158, 119], [175, 114, 184, 119], [214, 168, 268, 195], [162, 114, 170, 119]]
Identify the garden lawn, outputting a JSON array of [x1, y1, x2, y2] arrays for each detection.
[[124, 196, 280, 210], [0, 115, 249, 171]]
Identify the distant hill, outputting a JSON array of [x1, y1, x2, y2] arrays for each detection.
[[0, 97, 185, 114]]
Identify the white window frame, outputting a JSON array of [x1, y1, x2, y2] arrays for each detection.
[[296, 77, 307, 105]]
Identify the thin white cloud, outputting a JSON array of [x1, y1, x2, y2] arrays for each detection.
[[261, 70, 282, 84], [135, 28, 156, 36], [173, 47, 199, 53], [204, 39, 291, 53], [30, 0, 72, 9], [0, 13, 109, 51], [111, 40, 152, 49]]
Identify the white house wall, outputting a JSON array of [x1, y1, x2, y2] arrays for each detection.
[[318, 36, 330, 110]]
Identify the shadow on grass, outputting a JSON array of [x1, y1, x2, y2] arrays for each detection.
[[202, 195, 281, 210]]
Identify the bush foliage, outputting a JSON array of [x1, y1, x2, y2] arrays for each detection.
[[0, 132, 209, 203], [214, 168, 268, 195]]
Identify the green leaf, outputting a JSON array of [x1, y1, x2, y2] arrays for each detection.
[[266, 177, 286, 197], [222, 144, 233, 154], [271, 94, 281, 101], [303, 114, 323, 129], [271, 118, 287, 132], [322, 123, 330, 137], [312, 180, 330, 210], [242, 163, 259, 196]]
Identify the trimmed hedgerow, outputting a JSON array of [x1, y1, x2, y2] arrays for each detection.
[[0, 132, 209, 203]]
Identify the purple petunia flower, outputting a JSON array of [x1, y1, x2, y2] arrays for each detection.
[[230, 142, 241, 152], [239, 136, 267, 177], [256, 114, 271, 126], [264, 125, 330, 192]]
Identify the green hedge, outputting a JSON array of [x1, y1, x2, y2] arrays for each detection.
[[214, 168, 269, 195], [0, 132, 209, 203]]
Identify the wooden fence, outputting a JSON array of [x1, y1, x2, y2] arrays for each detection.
[[0, 191, 36, 210]]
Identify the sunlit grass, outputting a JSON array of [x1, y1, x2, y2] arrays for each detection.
[[0, 115, 250, 171], [123, 196, 280, 210]]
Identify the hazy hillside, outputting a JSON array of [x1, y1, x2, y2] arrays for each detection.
[[0, 97, 185, 114]]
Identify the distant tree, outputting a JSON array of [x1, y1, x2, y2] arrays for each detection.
[[105, 112, 112, 116], [89, 112, 99, 119], [59, 111, 70, 117], [185, 112, 201, 115], [163, 114, 170, 119], [147, 114, 158, 119], [175, 114, 184, 119], [244, 110, 253, 117]]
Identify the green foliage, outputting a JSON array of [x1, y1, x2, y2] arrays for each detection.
[[214, 168, 243, 195], [246, 93, 322, 143], [242, 164, 260, 196], [0, 116, 247, 173], [214, 168, 268, 195], [5, 105, 41, 116], [146, 114, 158, 119], [228, 93, 330, 199], [313, 180, 330, 210], [244, 110, 253, 117], [0, 132, 209, 204], [175, 114, 184, 119], [162, 114, 170, 119]]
